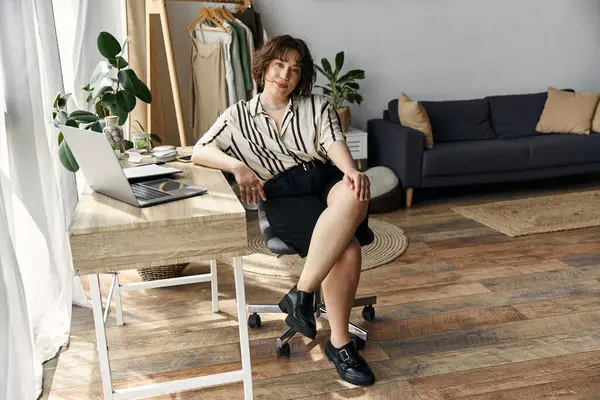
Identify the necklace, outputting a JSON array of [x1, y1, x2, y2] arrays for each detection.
[[260, 95, 288, 111]]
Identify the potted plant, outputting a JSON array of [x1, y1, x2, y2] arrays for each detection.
[[316, 51, 365, 133], [53, 31, 152, 172]]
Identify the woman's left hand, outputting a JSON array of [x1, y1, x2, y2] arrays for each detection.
[[343, 169, 370, 202]]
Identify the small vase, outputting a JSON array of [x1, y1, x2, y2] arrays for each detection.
[[103, 115, 125, 155]]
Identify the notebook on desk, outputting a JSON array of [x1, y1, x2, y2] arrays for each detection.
[[123, 163, 183, 180], [60, 125, 207, 207]]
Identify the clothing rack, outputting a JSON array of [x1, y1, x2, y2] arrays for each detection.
[[144, 0, 251, 146]]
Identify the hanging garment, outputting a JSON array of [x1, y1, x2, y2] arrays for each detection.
[[234, 6, 264, 50], [237, 20, 258, 98], [190, 34, 227, 139], [230, 19, 252, 94], [194, 23, 237, 106], [227, 22, 246, 103]]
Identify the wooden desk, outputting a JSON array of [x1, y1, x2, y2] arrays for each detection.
[[68, 157, 253, 399]]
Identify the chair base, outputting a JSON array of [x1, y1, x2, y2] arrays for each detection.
[[247, 291, 377, 356]]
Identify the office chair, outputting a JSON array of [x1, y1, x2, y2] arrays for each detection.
[[246, 200, 377, 356]]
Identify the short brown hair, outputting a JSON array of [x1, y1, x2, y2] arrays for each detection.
[[251, 35, 315, 97]]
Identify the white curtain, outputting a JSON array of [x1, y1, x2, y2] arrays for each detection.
[[0, 0, 122, 397]]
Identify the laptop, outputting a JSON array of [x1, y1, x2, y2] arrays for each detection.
[[61, 125, 207, 207]]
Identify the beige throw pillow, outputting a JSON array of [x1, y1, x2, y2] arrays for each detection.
[[536, 87, 600, 134], [397, 93, 434, 149], [592, 100, 600, 133]]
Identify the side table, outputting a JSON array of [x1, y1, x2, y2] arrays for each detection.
[[345, 126, 368, 170]]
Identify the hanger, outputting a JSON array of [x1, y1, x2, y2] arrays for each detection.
[[187, 7, 228, 32], [220, 7, 235, 20]]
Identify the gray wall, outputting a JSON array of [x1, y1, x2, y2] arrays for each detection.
[[166, 0, 600, 132]]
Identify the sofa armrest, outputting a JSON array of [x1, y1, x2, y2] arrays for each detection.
[[367, 119, 424, 188]]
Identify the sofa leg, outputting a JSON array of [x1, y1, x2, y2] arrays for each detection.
[[405, 188, 414, 208]]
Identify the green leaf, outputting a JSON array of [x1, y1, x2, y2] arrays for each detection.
[[86, 93, 93, 103], [95, 101, 106, 118], [97, 31, 122, 59], [345, 82, 359, 90], [89, 121, 102, 132], [355, 93, 363, 105], [315, 65, 331, 80], [117, 107, 128, 125], [57, 93, 71, 110], [135, 120, 146, 132], [321, 58, 333, 75], [338, 69, 365, 83], [58, 132, 64, 145], [97, 86, 113, 97], [82, 83, 92, 92], [108, 56, 128, 69], [316, 86, 332, 96], [102, 92, 116, 107], [115, 90, 136, 113], [118, 69, 152, 103], [135, 80, 152, 103], [150, 133, 162, 144], [52, 92, 61, 109], [67, 110, 98, 124], [52, 111, 57, 119], [54, 110, 68, 127], [58, 140, 79, 172], [334, 52, 344, 75], [123, 140, 134, 150], [70, 110, 96, 118], [65, 118, 79, 127], [109, 103, 128, 125]]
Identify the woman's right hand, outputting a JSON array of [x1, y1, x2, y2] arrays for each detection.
[[233, 163, 267, 204]]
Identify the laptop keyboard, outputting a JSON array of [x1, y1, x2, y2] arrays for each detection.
[[130, 183, 170, 201]]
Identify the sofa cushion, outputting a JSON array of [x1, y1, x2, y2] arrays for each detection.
[[419, 99, 495, 142], [423, 140, 530, 177], [536, 88, 600, 134], [397, 93, 434, 148], [512, 133, 600, 169], [388, 98, 495, 142], [487, 89, 574, 139], [591, 97, 600, 133]]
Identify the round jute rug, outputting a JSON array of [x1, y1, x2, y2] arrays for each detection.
[[220, 218, 408, 278]]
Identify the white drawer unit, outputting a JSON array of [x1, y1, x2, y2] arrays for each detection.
[[345, 127, 368, 160]]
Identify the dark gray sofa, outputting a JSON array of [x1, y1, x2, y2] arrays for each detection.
[[367, 90, 600, 207]]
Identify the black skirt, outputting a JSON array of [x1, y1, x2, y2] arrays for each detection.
[[262, 160, 373, 258]]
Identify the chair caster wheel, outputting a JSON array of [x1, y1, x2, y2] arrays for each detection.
[[248, 313, 261, 328], [351, 335, 366, 351], [276, 342, 290, 356], [362, 305, 375, 321]]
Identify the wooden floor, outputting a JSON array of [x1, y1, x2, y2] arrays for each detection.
[[44, 175, 600, 399]]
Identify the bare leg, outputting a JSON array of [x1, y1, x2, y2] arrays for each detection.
[[296, 181, 368, 292], [321, 238, 362, 348]]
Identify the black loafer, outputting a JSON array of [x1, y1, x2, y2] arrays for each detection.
[[325, 340, 375, 386], [278, 285, 317, 339]]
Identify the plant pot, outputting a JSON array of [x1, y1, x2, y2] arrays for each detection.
[[336, 106, 351, 133]]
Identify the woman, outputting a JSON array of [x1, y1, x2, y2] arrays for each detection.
[[192, 35, 375, 386]]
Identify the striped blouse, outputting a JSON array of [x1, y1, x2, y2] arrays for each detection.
[[193, 94, 345, 182]]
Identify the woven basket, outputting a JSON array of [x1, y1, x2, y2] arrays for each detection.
[[137, 263, 188, 281]]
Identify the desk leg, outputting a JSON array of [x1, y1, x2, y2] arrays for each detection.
[[89, 274, 114, 399], [114, 273, 124, 326], [210, 259, 219, 313], [233, 257, 253, 399]]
